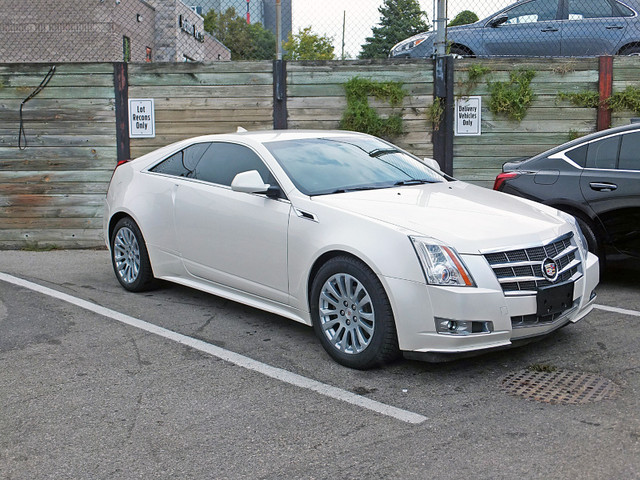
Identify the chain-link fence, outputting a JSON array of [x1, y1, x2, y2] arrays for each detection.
[[1, 0, 639, 62]]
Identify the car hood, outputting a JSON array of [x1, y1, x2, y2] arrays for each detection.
[[311, 181, 569, 254]]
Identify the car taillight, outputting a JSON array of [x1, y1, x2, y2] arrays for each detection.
[[493, 172, 518, 191], [110, 159, 130, 182]]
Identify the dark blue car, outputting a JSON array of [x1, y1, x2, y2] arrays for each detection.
[[391, 0, 640, 57]]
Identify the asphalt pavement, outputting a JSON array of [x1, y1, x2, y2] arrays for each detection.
[[0, 250, 638, 479]]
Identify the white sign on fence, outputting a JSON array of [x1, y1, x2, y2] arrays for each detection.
[[129, 98, 155, 138], [455, 96, 481, 136]]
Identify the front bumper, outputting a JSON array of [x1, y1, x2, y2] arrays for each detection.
[[383, 250, 599, 358]]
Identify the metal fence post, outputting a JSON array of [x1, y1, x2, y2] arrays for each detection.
[[273, 60, 288, 129], [113, 62, 130, 163], [434, 0, 447, 56], [433, 55, 454, 176], [597, 55, 613, 131]]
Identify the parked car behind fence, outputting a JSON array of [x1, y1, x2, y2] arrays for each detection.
[[391, 0, 640, 58]]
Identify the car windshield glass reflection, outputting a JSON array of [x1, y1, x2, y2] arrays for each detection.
[[265, 137, 445, 196]]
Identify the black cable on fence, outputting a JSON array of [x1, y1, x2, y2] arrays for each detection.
[[18, 65, 56, 150]]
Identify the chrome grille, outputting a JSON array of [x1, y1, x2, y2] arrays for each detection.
[[484, 233, 582, 295]]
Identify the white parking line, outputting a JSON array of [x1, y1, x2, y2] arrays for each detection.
[[0, 272, 427, 425], [594, 304, 640, 317]]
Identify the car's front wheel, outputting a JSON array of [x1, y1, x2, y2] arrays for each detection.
[[310, 256, 400, 369], [110, 217, 157, 292]]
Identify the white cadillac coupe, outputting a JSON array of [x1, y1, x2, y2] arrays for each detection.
[[104, 130, 599, 369]]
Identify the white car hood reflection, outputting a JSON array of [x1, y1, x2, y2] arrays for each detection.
[[311, 181, 568, 254]]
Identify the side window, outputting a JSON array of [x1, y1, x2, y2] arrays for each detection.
[[503, 0, 559, 24], [615, 2, 635, 17], [568, 0, 619, 19], [619, 131, 640, 170], [193, 142, 277, 187], [150, 151, 187, 176], [183, 143, 212, 172], [565, 144, 588, 167], [586, 135, 620, 169], [149, 143, 211, 177]]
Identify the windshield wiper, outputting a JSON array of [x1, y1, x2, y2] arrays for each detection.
[[369, 148, 401, 157], [394, 179, 437, 186], [327, 185, 392, 194]]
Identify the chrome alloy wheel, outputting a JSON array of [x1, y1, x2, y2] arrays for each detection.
[[318, 273, 375, 354], [113, 226, 141, 284]]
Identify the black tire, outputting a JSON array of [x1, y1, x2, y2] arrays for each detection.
[[310, 256, 400, 369], [619, 45, 640, 56], [449, 46, 474, 57], [576, 217, 600, 256], [110, 217, 157, 292]]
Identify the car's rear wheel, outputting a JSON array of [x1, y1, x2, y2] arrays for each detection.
[[619, 45, 640, 56], [449, 45, 474, 57], [111, 217, 157, 292], [310, 256, 399, 369]]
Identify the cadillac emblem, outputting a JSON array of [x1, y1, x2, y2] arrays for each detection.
[[542, 258, 559, 282]]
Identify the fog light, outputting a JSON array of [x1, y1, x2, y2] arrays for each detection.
[[436, 318, 494, 335]]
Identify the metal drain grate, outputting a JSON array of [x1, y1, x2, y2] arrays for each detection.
[[501, 369, 620, 405]]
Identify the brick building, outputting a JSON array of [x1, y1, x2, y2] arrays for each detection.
[[0, 0, 230, 63]]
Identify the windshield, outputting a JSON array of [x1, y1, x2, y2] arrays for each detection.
[[264, 136, 445, 196]]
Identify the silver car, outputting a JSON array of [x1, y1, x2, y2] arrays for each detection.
[[391, 0, 640, 57]]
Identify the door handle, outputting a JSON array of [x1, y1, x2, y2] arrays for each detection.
[[541, 28, 559, 32], [605, 25, 624, 29], [590, 182, 618, 191]]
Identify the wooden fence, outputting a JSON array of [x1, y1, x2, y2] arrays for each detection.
[[452, 58, 600, 186], [0, 63, 116, 248], [0, 58, 638, 248]]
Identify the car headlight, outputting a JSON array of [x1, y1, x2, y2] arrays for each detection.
[[392, 33, 433, 53], [410, 237, 476, 287], [557, 211, 588, 258]]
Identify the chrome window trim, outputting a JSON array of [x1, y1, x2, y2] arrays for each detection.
[[548, 127, 640, 170]]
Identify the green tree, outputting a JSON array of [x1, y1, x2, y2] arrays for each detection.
[[448, 10, 479, 27], [360, 0, 429, 59], [203, 8, 275, 60], [283, 27, 335, 60]]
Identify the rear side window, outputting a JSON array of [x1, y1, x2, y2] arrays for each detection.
[[150, 143, 211, 177], [586, 135, 619, 169], [615, 1, 636, 16], [565, 144, 588, 167], [193, 142, 276, 187], [619, 131, 640, 170], [568, 0, 621, 18], [150, 151, 187, 176]]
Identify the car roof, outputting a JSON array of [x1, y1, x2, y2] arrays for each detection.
[[183, 129, 372, 145]]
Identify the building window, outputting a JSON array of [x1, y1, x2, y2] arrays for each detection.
[[123, 36, 131, 62], [146, 47, 152, 62]]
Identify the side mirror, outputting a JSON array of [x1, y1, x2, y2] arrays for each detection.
[[423, 157, 443, 173], [489, 14, 508, 27], [231, 170, 281, 198]]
